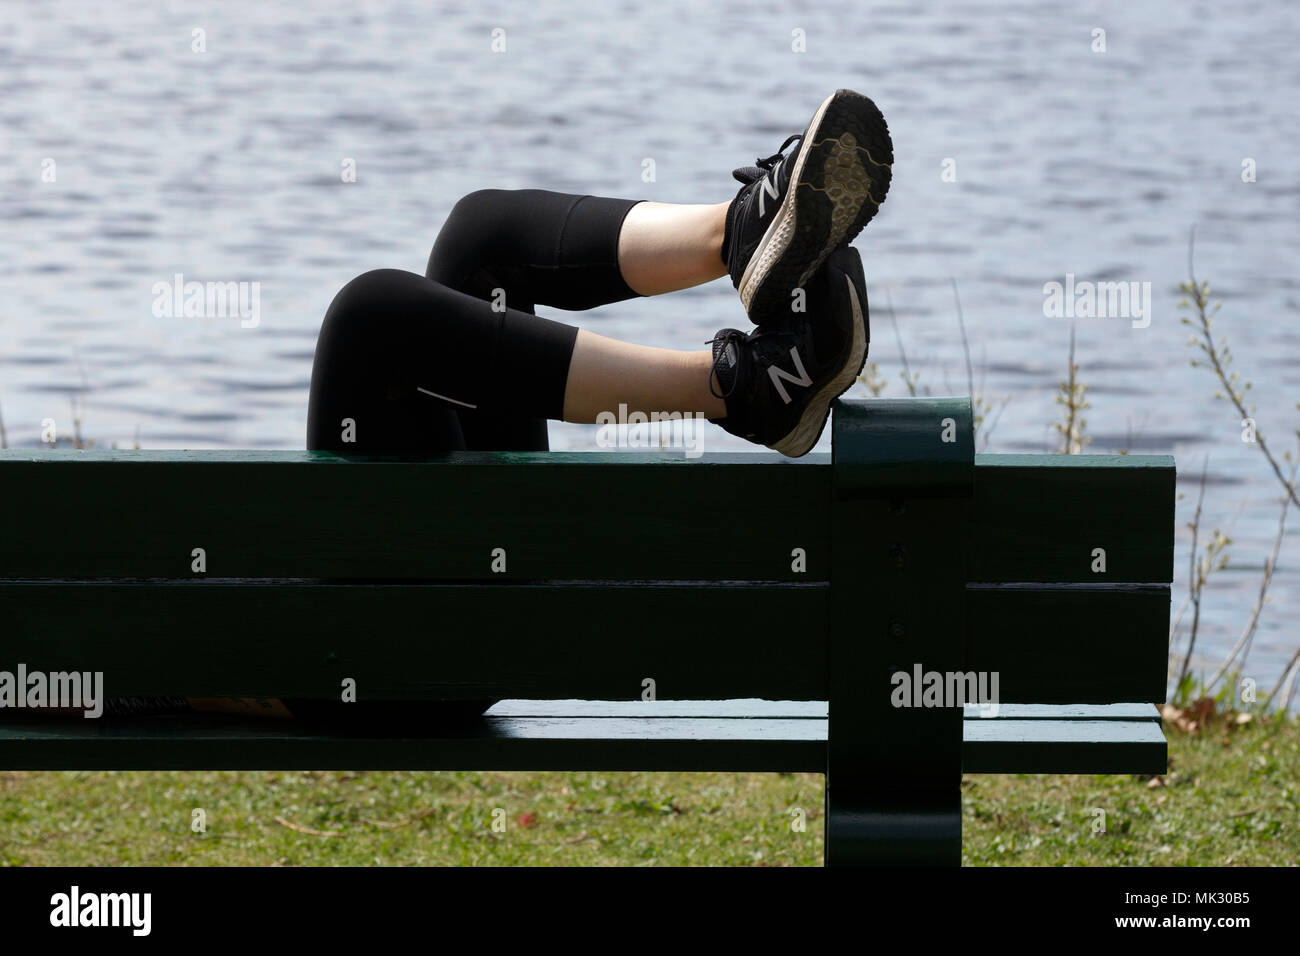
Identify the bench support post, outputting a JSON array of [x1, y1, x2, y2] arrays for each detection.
[[826, 398, 974, 865]]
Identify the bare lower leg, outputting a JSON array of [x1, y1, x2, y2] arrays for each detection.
[[617, 201, 729, 295], [563, 329, 724, 422]]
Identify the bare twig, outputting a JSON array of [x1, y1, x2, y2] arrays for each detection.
[[1053, 325, 1091, 454], [1265, 646, 1300, 713], [1178, 458, 1209, 690], [362, 808, 438, 830], [1119, 412, 1151, 456], [1206, 459, 1297, 693], [951, 278, 975, 406], [885, 287, 920, 397], [951, 278, 998, 446], [273, 815, 342, 837], [978, 395, 1013, 453], [1183, 227, 1299, 509]]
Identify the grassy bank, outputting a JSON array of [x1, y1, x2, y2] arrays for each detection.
[[2, 712, 1294, 866]]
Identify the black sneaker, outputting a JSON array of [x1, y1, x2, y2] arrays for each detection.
[[722, 89, 892, 326], [708, 246, 869, 458]]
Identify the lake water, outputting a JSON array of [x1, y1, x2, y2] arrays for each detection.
[[1, 0, 1296, 702]]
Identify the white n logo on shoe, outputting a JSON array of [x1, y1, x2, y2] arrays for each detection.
[[757, 171, 781, 218], [768, 347, 812, 404]]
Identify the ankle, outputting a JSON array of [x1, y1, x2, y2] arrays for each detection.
[[717, 199, 733, 266]]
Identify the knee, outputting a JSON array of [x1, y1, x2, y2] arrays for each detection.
[[322, 269, 424, 338], [427, 190, 518, 287], [447, 189, 511, 224], [439, 189, 514, 249], [333, 268, 416, 311]]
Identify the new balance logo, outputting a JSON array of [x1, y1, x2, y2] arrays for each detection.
[[757, 171, 781, 218], [768, 347, 812, 404]]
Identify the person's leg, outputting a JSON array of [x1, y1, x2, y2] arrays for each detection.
[[412, 184, 871, 454], [427, 188, 728, 308], [307, 268, 578, 455], [564, 330, 722, 422], [425, 188, 729, 448], [307, 270, 467, 455], [307, 268, 723, 443], [615, 201, 729, 295]]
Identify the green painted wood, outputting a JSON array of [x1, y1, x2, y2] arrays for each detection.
[[484, 700, 830, 718], [827, 396, 973, 866], [961, 718, 1167, 774], [487, 701, 1163, 720], [0, 451, 830, 582], [961, 703, 1161, 721], [964, 583, 1169, 703], [0, 712, 1167, 774], [0, 447, 1175, 585], [0, 450, 827, 465], [0, 578, 1167, 704], [970, 453, 1176, 583], [831, 398, 975, 494], [0, 581, 829, 701]]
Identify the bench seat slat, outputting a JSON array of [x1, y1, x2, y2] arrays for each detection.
[[481, 701, 1163, 720], [0, 710, 1166, 774], [960, 718, 1168, 774]]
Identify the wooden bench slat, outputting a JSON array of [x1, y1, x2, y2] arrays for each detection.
[[0, 450, 1175, 585], [483, 701, 1163, 720], [0, 450, 830, 582], [0, 581, 830, 701], [0, 711, 1166, 774], [970, 454, 1176, 583], [961, 718, 1168, 774], [2, 581, 1167, 703], [966, 583, 1169, 702], [961, 702, 1160, 721]]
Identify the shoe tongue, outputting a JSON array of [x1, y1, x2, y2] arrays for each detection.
[[731, 165, 765, 185], [710, 330, 744, 396]]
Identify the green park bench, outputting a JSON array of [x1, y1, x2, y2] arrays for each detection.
[[0, 397, 1175, 865]]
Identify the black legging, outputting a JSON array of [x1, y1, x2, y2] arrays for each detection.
[[306, 189, 644, 454]]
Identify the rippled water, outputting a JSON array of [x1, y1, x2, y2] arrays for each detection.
[[1, 0, 1297, 697]]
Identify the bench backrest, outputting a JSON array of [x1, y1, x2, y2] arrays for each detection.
[[0, 398, 1174, 706]]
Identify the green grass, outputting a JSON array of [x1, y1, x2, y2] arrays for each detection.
[[2, 716, 1295, 866], [963, 714, 1299, 866]]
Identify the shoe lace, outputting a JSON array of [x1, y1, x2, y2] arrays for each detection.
[[706, 326, 799, 401], [733, 133, 803, 185], [757, 133, 802, 171]]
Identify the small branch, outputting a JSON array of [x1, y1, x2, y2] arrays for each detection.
[[951, 278, 975, 406], [1184, 229, 1299, 509], [1177, 458, 1210, 690], [885, 287, 919, 397], [362, 808, 438, 830], [1207, 459, 1297, 692], [273, 815, 342, 837]]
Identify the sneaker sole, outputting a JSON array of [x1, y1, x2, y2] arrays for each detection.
[[737, 89, 892, 325], [769, 272, 867, 458]]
